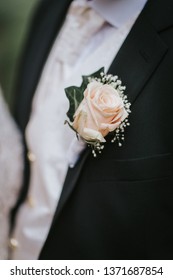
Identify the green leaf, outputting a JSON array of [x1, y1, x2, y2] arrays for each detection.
[[65, 86, 83, 122], [65, 67, 105, 122]]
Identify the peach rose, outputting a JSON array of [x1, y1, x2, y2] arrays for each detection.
[[72, 81, 128, 143]]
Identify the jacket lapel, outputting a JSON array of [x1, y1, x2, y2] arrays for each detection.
[[14, 0, 73, 131], [53, 0, 171, 221], [108, 14, 167, 104], [52, 148, 90, 224]]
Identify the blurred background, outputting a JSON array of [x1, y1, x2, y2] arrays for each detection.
[[0, 0, 39, 109]]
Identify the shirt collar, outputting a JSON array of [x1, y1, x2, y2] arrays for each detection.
[[87, 0, 148, 28]]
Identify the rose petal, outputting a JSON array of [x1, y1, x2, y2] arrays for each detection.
[[100, 122, 121, 132], [83, 128, 106, 142]]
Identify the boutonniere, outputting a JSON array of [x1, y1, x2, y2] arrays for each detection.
[[65, 68, 131, 157]]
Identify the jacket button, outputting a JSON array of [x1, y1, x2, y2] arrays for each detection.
[[27, 195, 35, 208], [9, 238, 19, 250], [27, 151, 36, 162]]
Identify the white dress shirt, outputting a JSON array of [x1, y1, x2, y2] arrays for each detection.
[[11, 0, 147, 259]]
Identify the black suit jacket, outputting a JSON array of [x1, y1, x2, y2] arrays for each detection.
[[14, 0, 173, 259]]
